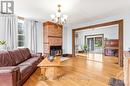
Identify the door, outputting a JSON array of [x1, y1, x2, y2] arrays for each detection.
[[87, 38, 94, 51]]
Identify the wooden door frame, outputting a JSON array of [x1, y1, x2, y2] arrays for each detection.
[[72, 20, 123, 67]]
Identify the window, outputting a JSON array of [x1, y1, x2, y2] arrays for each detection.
[[17, 19, 25, 47]]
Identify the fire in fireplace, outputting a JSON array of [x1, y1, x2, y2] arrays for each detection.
[[50, 46, 62, 56]]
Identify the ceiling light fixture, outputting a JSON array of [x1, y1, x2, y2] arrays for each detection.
[[50, 2, 68, 25]]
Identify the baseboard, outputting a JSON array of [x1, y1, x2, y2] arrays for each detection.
[[62, 54, 73, 57]]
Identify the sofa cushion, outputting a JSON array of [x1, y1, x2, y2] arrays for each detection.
[[19, 57, 40, 67], [18, 65, 32, 79], [8, 50, 25, 65], [18, 48, 31, 60], [0, 51, 16, 67], [31, 57, 41, 64]]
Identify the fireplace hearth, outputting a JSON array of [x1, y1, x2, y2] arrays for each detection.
[[50, 46, 62, 56]]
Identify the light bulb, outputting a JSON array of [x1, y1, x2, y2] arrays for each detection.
[[55, 17, 58, 22], [56, 12, 61, 17], [61, 18, 64, 22], [50, 14, 55, 20], [63, 15, 68, 20]]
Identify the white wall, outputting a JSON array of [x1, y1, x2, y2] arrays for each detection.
[[76, 25, 118, 47], [62, 26, 68, 54], [64, 12, 130, 54]]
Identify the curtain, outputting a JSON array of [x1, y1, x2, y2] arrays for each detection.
[[30, 21, 38, 53], [25, 20, 38, 53], [0, 14, 17, 50]]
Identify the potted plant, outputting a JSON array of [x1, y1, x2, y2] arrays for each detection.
[[81, 44, 88, 53], [0, 40, 6, 50]]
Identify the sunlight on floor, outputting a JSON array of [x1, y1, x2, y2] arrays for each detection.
[[87, 53, 103, 62]]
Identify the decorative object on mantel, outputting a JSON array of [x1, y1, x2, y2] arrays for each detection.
[[0, 40, 6, 50], [50, 0, 68, 25], [48, 56, 55, 62]]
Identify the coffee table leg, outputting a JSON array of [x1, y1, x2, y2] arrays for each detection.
[[39, 68, 47, 80]]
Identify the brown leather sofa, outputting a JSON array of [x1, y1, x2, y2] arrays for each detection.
[[0, 48, 43, 86]]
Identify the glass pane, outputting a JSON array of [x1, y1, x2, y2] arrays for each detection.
[[18, 22, 23, 28], [95, 38, 102, 47], [18, 35, 25, 40], [18, 23, 24, 34], [18, 42, 24, 47], [18, 28, 24, 34]]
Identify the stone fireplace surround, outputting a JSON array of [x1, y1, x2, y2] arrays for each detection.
[[43, 21, 63, 55]]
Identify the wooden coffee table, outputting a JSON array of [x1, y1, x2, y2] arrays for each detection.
[[37, 56, 64, 80]]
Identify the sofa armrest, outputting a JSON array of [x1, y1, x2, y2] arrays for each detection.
[[31, 53, 42, 57], [0, 66, 19, 73], [0, 66, 20, 86]]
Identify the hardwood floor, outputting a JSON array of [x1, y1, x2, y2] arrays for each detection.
[[23, 53, 123, 86]]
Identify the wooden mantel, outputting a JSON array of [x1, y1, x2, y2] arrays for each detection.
[[43, 21, 63, 27], [43, 21, 63, 55]]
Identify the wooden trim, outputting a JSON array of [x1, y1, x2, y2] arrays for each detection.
[[62, 54, 73, 57], [72, 20, 124, 67], [44, 42, 49, 44], [72, 30, 75, 57], [48, 36, 62, 38], [118, 20, 124, 67], [74, 20, 123, 31], [17, 16, 24, 20]]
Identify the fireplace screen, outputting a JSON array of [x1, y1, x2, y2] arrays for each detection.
[[50, 46, 62, 56]]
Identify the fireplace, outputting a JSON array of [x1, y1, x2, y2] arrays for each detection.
[[50, 46, 62, 56]]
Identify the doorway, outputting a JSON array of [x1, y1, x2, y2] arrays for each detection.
[[85, 34, 104, 53], [87, 38, 94, 51], [72, 20, 123, 67]]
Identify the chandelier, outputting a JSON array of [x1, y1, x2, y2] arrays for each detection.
[[50, 3, 68, 25]]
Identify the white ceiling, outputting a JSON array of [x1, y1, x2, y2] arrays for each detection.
[[14, 0, 130, 25]]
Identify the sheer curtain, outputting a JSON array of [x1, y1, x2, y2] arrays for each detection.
[[25, 20, 38, 53], [0, 14, 17, 50], [30, 21, 38, 53]]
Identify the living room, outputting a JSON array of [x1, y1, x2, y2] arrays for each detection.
[[0, 0, 130, 86]]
